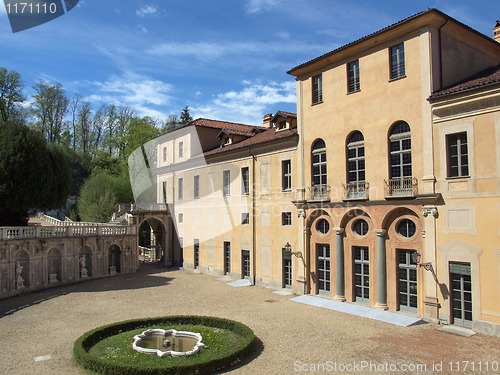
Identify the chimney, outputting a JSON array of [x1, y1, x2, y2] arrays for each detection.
[[494, 20, 500, 43], [262, 113, 273, 128]]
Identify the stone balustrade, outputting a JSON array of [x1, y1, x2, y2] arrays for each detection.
[[0, 225, 136, 241]]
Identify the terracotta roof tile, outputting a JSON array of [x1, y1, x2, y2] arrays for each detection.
[[430, 64, 500, 99], [202, 126, 298, 158], [191, 118, 262, 136]]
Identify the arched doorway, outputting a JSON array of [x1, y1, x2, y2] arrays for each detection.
[[108, 245, 121, 274], [47, 248, 62, 283], [137, 217, 168, 265]]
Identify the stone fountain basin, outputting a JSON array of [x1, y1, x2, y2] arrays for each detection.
[[132, 329, 206, 357]]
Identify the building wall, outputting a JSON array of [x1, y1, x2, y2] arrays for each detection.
[[432, 90, 500, 336], [0, 234, 137, 300]]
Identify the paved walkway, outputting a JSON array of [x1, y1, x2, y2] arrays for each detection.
[[1, 267, 499, 374]]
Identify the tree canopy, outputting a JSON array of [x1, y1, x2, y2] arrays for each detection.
[[0, 121, 71, 225], [0, 67, 25, 124]]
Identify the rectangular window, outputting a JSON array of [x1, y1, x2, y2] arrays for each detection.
[[194, 239, 199, 269], [178, 178, 183, 200], [223, 170, 231, 196], [390, 43, 405, 80], [224, 242, 231, 275], [312, 74, 323, 104], [446, 132, 469, 178], [178, 141, 184, 158], [194, 175, 200, 199], [241, 212, 250, 225], [348, 60, 360, 93], [178, 213, 183, 223], [163, 147, 167, 162], [282, 160, 292, 191], [278, 120, 287, 130], [282, 212, 292, 226], [162, 181, 167, 203], [241, 167, 249, 195]]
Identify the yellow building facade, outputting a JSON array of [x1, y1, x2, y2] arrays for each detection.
[[155, 114, 302, 293], [287, 9, 500, 335], [149, 9, 500, 336]]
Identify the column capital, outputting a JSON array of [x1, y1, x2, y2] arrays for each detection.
[[421, 206, 438, 218], [332, 228, 344, 235], [297, 209, 306, 218], [373, 229, 387, 237]]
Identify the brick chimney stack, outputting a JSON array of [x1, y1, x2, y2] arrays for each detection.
[[494, 20, 500, 43], [262, 113, 273, 128]]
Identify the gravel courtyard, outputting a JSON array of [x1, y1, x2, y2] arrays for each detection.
[[1, 266, 499, 375]]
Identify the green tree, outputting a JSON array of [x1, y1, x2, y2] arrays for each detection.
[[0, 67, 25, 124], [77, 171, 133, 223], [164, 113, 181, 132], [180, 106, 193, 125], [0, 120, 71, 225], [30, 80, 69, 144]]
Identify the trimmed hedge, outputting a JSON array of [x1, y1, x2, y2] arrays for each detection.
[[73, 315, 255, 375]]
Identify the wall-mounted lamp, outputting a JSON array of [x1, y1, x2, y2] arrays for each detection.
[[411, 251, 433, 272]]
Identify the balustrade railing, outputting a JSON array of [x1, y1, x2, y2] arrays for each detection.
[[0, 225, 136, 241], [342, 181, 369, 200], [131, 203, 168, 212], [384, 177, 418, 197], [307, 185, 331, 201]]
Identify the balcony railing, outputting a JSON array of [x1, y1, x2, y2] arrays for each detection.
[[131, 203, 168, 212], [342, 181, 369, 200], [384, 177, 418, 198], [307, 185, 331, 201]]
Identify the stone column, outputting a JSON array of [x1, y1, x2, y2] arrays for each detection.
[[332, 228, 345, 302], [374, 229, 388, 310]]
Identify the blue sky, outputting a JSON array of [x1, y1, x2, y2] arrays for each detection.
[[0, 1, 498, 125]]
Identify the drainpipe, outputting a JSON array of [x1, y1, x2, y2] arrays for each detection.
[[248, 147, 257, 285]]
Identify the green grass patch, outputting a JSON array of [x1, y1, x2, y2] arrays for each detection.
[[74, 316, 256, 375]]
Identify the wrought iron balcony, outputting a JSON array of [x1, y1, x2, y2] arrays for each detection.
[[307, 185, 331, 201], [342, 181, 369, 200], [384, 177, 418, 198]]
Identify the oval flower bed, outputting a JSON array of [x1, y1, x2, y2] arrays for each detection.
[[73, 315, 256, 375]]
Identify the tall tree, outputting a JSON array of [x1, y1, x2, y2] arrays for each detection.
[[0, 120, 71, 225], [0, 67, 25, 124], [78, 101, 93, 156], [164, 113, 181, 132], [68, 93, 83, 153], [30, 80, 69, 144], [180, 106, 193, 125]]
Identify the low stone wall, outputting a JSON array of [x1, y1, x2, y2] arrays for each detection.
[[0, 226, 138, 300]]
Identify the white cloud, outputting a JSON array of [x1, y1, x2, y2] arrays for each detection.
[[194, 80, 296, 125], [246, 0, 283, 14], [136, 5, 159, 18], [84, 71, 172, 110]]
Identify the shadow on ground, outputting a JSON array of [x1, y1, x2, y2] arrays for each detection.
[[217, 336, 265, 374], [0, 266, 175, 318]]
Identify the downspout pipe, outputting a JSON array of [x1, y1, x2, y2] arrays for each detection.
[[248, 147, 257, 285]]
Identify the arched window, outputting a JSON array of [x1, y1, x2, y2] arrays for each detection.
[[389, 122, 411, 179], [387, 121, 413, 196], [347, 131, 365, 183], [344, 131, 366, 199], [311, 139, 327, 200]]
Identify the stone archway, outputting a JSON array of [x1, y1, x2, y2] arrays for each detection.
[[137, 217, 168, 265]]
